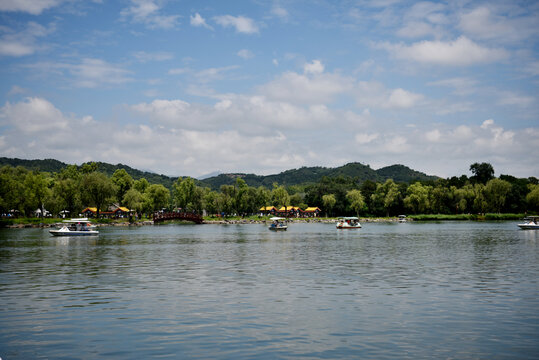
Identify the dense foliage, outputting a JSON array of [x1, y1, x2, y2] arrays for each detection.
[[0, 161, 537, 219]]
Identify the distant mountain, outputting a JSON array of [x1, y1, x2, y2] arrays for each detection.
[[196, 170, 222, 180], [198, 162, 438, 190], [89, 162, 177, 189], [0, 157, 178, 189], [0, 157, 438, 190], [0, 157, 67, 173], [376, 164, 438, 183]]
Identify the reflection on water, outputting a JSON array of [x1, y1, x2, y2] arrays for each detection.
[[1, 222, 538, 359]]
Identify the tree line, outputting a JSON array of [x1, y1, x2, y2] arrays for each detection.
[[0, 162, 538, 219]]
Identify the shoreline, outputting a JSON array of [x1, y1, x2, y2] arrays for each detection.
[[3, 217, 406, 228], [2, 213, 527, 228]]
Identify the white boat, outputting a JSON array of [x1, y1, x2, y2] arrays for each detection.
[[517, 216, 539, 230], [50, 218, 99, 236], [336, 217, 361, 229], [398, 215, 407, 223], [269, 217, 288, 231]]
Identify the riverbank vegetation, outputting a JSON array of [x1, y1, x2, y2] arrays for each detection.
[[0, 162, 537, 224]]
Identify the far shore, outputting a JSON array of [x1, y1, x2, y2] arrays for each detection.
[[1, 213, 527, 229], [2, 217, 405, 228]]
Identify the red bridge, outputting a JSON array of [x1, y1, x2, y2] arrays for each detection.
[[153, 212, 204, 224]]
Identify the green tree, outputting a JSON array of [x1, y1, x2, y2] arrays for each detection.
[[484, 178, 512, 213], [472, 183, 487, 214], [204, 189, 219, 215], [430, 182, 452, 214], [526, 184, 539, 212], [452, 185, 474, 214], [81, 172, 117, 217], [371, 179, 401, 216], [360, 180, 378, 215], [255, 186, 271, 209], [271, 184, 290, 210], [111, 169, 134, 205], [403, 182, 430, 214], [322, 194, 336, 217], [289, 193, 303, 207], [174, 177, 203, 213], [80, 162, 98, 174], [134, 178, 150, 193], [218, 185, 235, 215], [234, 178, 251, 215], [53, 178, 81, 215], [470, 162, 495, 184], [0, 166, 26, 215], [346, 189, 365, 217], [123, 188, 144, 213], [24, 171, 50, 217], [53, 165, 82, 215], [146, 184, 170, 212]]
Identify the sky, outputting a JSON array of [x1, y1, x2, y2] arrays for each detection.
[[0, 0, 538, 179]]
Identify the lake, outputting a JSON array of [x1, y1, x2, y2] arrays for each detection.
[[1, 221, 538, 359]]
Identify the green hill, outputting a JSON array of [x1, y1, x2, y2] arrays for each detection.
[[0, 157, 438, 190], [0, 157, 177, 189], [0, 157, 67, 173], [376, 164, 437, 183], [198, 162, 437, 189]]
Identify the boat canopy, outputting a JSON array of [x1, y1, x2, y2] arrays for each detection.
[[270, 217, 286, 221], [339, 217, 359, 220], [62, 218, 92, 223]]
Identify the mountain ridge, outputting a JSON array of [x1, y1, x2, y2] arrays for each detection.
[[0, 157, 438, 189]]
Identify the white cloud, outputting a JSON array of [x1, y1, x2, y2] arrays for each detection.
[[387, 88, 423, 108], [260, 71, 353, 104], [0, 0, 64, 15], [425, 129, 441, 142], [214, 15, 259, 34], [237, 49, 254, 59], [428, 77, 477, 96], [397, 21, 437, 38], [133, 51, 173, 62], [355, 81, 424, 109], [497, 91, 535, 107], [168, 67, 189, 75], [0, 97, 68, 132], [355, 133, 379, 144], [0, 21, 55, 57], [271, 4, 289, 19], [130, 99, 191, 126], [8, 85, 27, 95], [378, 36, 509, 66], [194, 65, 239, 83], [24, 58, 132, 88], [303, 60, 324, 74], [459, 6, 539, 43], [523, 61, 539, 76], [70, 58, 133, 88], [120, 0, 179, 29], [397, 2, 448, 38], [481, 119, 494, 129], [385, 135, 409, 153], [190, 13, 213, 30], [351, 120, 536, 178], [2, 95, 538, 178]]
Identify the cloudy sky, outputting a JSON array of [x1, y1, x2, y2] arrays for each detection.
[[0, 0, 537, 179]]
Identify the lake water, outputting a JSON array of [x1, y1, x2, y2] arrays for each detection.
[[1, 221, 538, 359]]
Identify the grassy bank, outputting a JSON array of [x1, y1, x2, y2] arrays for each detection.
[[409, 213, 526, 221]]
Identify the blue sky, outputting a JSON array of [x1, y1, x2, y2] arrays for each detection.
[[0, 0, 537, 179]]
